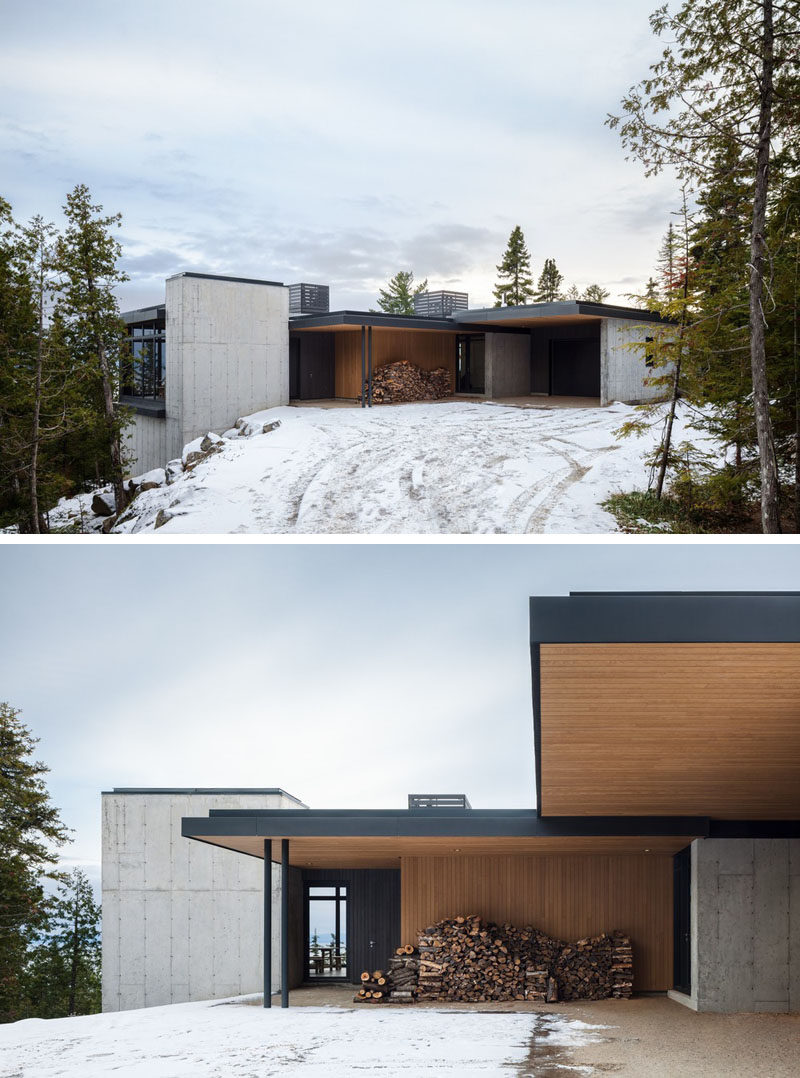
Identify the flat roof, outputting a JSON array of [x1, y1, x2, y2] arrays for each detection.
[[121, 304, 165, 323], [289, 310, 460, 332], [105, 787, 307, 807], [167, 271, 285, 287], [457, 300, 668, 325]]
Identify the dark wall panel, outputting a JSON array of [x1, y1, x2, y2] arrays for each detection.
[[302, 868, 401, 984], [531, 321, 600, 395], [290, 332, 335, 399]]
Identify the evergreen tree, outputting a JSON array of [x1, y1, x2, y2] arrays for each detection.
[[535, 258, 564, 302], [607, 0, 800, 532], [0, 704, 69, 1023], [24, 869, 101, 1018], [582, 284, 610, 303], [565, 284, 581, 300], [375, 271, 428, 315], [56, 184, 132, 515], [0, 200, 39, 529], [492, 226, 534, 307]]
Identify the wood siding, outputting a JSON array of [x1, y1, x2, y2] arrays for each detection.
[[401, 854, 673, 991], [302, 868, 401, 985], [539, 642, 800, 818], [333, 328, 458, 399]]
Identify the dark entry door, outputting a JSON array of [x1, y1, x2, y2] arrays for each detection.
[[673, 845, 691, 994], [305, 883, 348, 981], [550, 338, 600, 396], [291, 335, 335, 400], [456, 335, 485, 394]]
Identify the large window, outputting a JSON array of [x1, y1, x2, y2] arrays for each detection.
[[122, 319, 166, 400], [305, 883, 348, 980]]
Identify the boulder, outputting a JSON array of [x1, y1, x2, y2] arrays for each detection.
[[200, 432, 224, 453], [262, 420, 281, 434], [165, 459, 183, 485], [137, 467, 166, 492], [91, 491, 115, 517], [154, 508, 174, 529]]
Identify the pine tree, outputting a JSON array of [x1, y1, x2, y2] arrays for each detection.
[[24, 869, 101, 1017], [565, 284, 581, 301], [582, 284, 610, 303], [534, 258, 564, 302], [56, 184, 132, 515], [492, 226, 534, 306], [607, 0, 800, 532], [0, 704, 69, 1023], [375, 271, 428, 315]]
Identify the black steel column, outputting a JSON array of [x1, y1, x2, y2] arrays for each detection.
[[281, 838, 289, 1008], [367, 326, 373, 407], [361, 326, 366, 407], [263, 839, 272, 1007]]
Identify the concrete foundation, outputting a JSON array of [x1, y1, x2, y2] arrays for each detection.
[[484, 332, 531, 398], [101, 788, 305, 1012], [682, 838, 800, 1013]]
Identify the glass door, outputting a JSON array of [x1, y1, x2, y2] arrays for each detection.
[[305, 883, 348, 980]]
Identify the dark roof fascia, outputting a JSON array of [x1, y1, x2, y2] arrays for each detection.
[[167, 271, 286, 288], [181, 810, 710, 840], [530, 592, 800, 645], [121, 305, 165, 323], [457, 301, 669, 325], [289, 310, 458, 332]]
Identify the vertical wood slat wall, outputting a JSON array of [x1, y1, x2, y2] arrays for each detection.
[[334, 330, 458, 399], [400, 855, 673, 991]]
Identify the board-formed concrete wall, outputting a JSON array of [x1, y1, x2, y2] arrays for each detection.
[[123, 413, 175, 476], [484, 332, 531, 398], [101, 788, 305, 1012], [680, 838, 800, 1013], [166, 274, 289, 450], [600, 317, 670, 406]]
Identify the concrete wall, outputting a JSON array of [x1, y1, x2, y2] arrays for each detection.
[[165, 273, 289, 452], [600, 317, 669, 406], [484, 332, 531, 398], [123, 413, 173, 476], [101, 788, 305, 1012], [676, 838, 800, 1013]]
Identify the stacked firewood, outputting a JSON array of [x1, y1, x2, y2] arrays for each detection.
[[387, 945, 419, 1003], [354, 947, 420, 1005], [368, 361, 452, 403], [354, 968, 391, 1004], [411, 916, 634, 1003], [611, 935, 633, 998]]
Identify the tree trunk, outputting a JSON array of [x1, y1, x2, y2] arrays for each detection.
[[69, 904, 79, 1016], [29, 261, 45, 534], [86, 270, 126, 514], [749, 0, 781, 532], [655, 354, 682, 499], [793, 234, 799, 532]]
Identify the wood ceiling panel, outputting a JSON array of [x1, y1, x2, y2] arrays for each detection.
[[539, 643, 800, 818], [188, 833, 696, 867]]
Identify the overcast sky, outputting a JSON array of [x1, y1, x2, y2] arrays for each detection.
[[2, 542, 798, 889], [1, 0, 679, 312]]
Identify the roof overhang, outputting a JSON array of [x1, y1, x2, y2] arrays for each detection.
[[530, 592, 800, 820], [182, 808, 707, 866], [456, 301, 670, 327]]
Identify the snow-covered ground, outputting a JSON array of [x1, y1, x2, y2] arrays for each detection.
[[49, 399, 708, 535], [0, 996, 609, 1077]]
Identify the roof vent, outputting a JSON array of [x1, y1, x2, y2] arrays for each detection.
[[289, 282, 330, 315], [408, 794, 472, 810], [413, 290, 469, 319]]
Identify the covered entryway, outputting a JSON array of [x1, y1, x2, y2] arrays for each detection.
[[549, 338, 601, 397]]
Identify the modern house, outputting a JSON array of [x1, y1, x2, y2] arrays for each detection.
[[103, 592, 800, 1015], [120, 271, 668, 473]]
